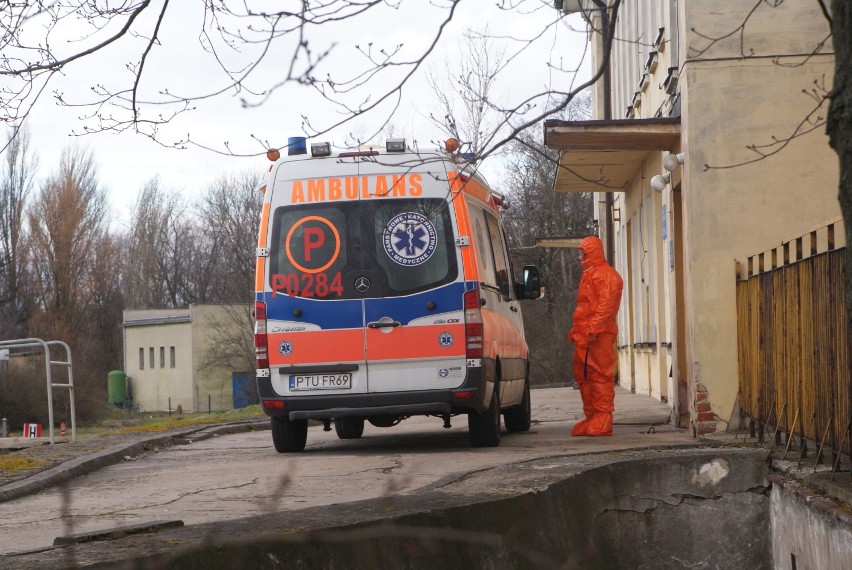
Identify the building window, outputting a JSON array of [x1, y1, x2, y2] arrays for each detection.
[[160, 347, 165, 368], [170, 346, 176, 368], [149, 347, 155, 369], [139, 348, 145, 370]]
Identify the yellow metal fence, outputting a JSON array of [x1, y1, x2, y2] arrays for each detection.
[[736, 218, 850, 465]]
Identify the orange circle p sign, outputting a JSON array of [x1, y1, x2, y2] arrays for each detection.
[[284, 216, 341, 274]]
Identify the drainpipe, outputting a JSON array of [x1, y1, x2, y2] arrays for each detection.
[[591, 0, 615, 264]]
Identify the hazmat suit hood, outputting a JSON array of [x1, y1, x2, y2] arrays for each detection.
[[579, 236, 607, 270]]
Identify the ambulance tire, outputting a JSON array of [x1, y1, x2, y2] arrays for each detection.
[[271, 417, 308, 452], [468, 381, 501, 447], [334, 417, 365, 439], [504, 377, 531, 433]]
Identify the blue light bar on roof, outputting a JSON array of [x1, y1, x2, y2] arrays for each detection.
[[288, 137, 307, 156]]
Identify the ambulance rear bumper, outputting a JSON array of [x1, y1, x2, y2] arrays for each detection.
[[257, 363, 494, 420], [289, 402, 453, 421]]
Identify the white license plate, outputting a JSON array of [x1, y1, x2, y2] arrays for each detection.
[[289, 373, 352, 390]]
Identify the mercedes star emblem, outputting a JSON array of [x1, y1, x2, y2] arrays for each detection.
[[355, 276, 371, 293]]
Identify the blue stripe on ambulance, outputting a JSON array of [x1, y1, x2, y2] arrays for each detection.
[[363, 282, 466, 325], [258, 281, 468, 330], [258, 294, 363, 329]]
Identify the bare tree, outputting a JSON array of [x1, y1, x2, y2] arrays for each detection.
[[124, 179, 196, 308], [0, 125, 36, 338], [501, 97, 595, 385], [24, 146, 113, 422], [196, 172, 263, 388], [178, 220, 221, 305], [826, 0, 852, 338], [88, 232, 126, 373], [427, 27, 508, 157], [200, 302, 256, 385], [6, 1, 847, 333], [26, 146, 108, 338], [195, 170, 262, 303], [124, 170, 260, 310], [0, 1, 617, 159], [426, 26, 595, 384]]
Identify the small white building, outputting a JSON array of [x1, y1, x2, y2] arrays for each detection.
[[122, 304, 253, 413]]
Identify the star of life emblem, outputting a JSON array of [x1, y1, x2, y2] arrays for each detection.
[[438, 332, 454, 348], [278, 341, 293, 356], [383, 212, 438, 266]]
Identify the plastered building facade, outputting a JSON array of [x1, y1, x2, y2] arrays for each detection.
[[547, 0, 844, 433]]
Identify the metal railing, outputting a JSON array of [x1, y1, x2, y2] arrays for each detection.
[[735, 218, 849, 477], [0, 338, 76, 443]]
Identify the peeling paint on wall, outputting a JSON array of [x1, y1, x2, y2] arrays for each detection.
[[691, 458, 730, 487]]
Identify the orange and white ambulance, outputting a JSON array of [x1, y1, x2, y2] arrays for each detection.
[[254, 137, 542, 451]]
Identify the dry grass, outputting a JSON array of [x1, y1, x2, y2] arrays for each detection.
[[0, 455, 50, 476], [77, 405, 265, 439]]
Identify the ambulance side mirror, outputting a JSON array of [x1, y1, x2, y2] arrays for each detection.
[[519, 265, 542, 300]]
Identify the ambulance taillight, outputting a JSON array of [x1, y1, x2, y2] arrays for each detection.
[[255, 301, 269, 369], [463, 288, 484, 359]]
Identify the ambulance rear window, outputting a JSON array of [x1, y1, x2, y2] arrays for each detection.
[[269, 198, 458, 299]]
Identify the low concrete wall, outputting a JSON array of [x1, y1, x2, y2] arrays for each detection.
[[136, 448, 774, 569], [769, 474, 852, 570], [17, 447, 851, 570]]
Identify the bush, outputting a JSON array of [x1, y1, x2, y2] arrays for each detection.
[[0, 363, 50, 432]]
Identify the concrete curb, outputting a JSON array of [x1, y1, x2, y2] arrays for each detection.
[[53, 520, 186, 546], [0, 420, 269, 504]]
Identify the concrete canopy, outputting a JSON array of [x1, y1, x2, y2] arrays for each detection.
[[534, 237, 584, 249], [544, 117, 681, 193]]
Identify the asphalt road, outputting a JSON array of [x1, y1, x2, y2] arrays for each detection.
[[0, 387, 690, 557]]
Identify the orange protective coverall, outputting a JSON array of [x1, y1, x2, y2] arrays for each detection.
[[568, 236, 623, 436]]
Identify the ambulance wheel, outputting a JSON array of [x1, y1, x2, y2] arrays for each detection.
[[271, 417, 307, 452], [504, 378, 531, 433], [334, 417, 365, 439], [468, 382, 501, 447]]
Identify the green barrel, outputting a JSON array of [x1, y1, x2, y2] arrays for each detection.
[[107, 370, 127, 405]]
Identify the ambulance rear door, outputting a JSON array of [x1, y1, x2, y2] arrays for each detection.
[[265, 198, 368, 396], [360, 182, 468, 393]]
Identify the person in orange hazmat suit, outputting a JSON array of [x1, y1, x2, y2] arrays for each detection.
[[567, 236, 623, 436]]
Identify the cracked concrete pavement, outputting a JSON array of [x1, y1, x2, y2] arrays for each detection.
[[1, 385, 849, 569]]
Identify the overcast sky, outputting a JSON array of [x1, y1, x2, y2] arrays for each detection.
[[16, 1, 588, 228]]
